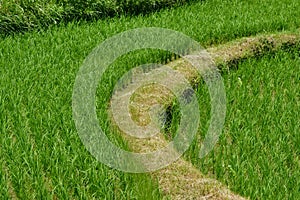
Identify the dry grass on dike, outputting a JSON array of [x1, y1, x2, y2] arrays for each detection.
[[109, 31, 300, 200]]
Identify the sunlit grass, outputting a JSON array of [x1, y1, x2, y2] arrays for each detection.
[[0, 0, 299, 198], [186, 49, 300, 199]]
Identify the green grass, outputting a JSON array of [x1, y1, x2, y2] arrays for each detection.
[[0, 0, 300, 198], [0, 0, 193, 35], [186, 49, 300, 199], [0, 18, 163, 200]]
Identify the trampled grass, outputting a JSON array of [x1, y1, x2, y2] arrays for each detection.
[[0, 0, 300, 199]]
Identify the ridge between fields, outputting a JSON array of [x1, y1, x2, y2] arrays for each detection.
[[109, 30, 300, 200]]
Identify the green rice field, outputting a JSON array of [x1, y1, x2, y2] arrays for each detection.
[[0, 0, 299, 199]]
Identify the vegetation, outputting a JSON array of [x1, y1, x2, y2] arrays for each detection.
[[185, 48, 300, 199], [0, 0, 193, 35], [0, 0, 299, 199]]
